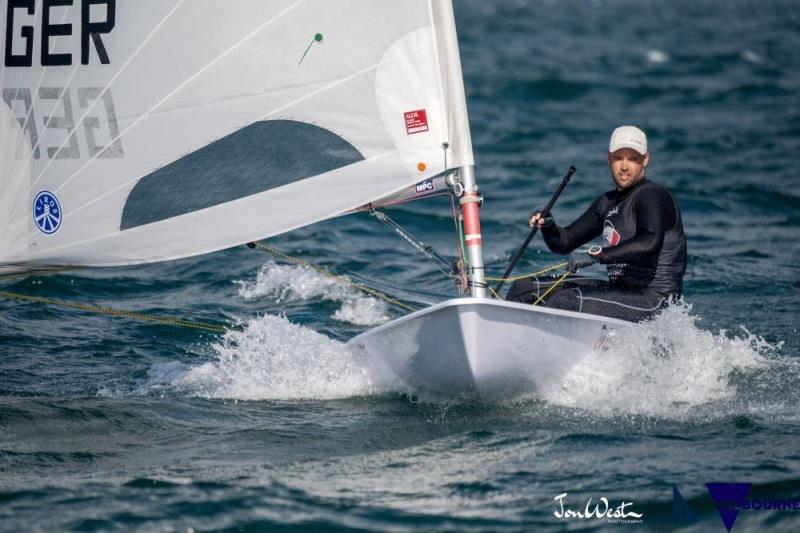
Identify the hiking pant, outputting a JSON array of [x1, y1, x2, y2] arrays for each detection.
[[505, 276, 673, 323]]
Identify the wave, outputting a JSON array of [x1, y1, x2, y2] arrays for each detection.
[[237, 261, 390, 327], [143, 300, 790, 421], [539, 302, 786, 419], [146, 313, 401, 401]]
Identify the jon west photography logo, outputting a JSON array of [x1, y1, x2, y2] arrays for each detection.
[[553, 492, 644, 525]]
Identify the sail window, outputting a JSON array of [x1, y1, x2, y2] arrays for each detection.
[[120, 120, 364, 230]]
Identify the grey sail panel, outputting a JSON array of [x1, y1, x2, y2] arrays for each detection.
[[121, 120, 364, 230]]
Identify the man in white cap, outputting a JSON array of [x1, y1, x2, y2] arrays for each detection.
[[506, 126, 687, 322]]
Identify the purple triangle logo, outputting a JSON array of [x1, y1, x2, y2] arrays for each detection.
[[672, 485, 697, 523], [706, 483, 751, 532]]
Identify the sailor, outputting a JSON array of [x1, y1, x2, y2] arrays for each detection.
[[506, 126, 687, 322]]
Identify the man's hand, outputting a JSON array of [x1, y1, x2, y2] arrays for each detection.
[[587, 245, 603, 258], [568, 249, 600, 273], [528, 210, 553, 228]]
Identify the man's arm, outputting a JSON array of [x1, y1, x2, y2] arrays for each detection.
[[539, 203, 604, 255], [597, 187, 675, 264]]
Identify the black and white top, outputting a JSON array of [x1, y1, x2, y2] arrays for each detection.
[[541, 178, 687, 295]]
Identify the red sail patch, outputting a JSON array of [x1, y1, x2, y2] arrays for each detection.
[[404, 109, 429, 134]]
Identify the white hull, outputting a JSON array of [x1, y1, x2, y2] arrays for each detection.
[[348, 298, 630, 399]]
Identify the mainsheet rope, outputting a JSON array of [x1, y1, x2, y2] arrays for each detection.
[[0, 289, 232, 334], [0, 242, 420, 333], [0, 245, 574, 332], [2, 266, 230, 332]]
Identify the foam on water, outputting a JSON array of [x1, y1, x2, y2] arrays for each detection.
[[646, 49, 670, 64], [149, 314, 399, 401], [741, 49, 763, 64], [237, 261, 390, 326], [147, 300, 786, 412], [540, 303, 780, 419]]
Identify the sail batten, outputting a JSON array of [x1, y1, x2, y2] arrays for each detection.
[[1, 0, 474, 270]]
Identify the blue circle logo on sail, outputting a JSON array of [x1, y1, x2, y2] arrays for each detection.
[[33, 191, 62, 234]]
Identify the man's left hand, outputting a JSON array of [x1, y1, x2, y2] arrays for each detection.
[[568, 249, 600, 273], [587, 245, 603, 258]]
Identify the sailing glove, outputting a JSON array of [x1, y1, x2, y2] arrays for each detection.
[[568, 252, 598, 273]]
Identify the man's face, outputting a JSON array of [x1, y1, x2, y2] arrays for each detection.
[[608, 148, 649, 190]]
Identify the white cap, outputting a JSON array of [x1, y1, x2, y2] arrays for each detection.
[[609, 125, 648, 155]]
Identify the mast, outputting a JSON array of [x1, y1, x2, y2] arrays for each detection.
[[458, 165, 487, 298]]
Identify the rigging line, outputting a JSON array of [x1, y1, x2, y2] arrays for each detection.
[[0, 290, 233, 334], [484, 261, 569, 283], [449, 192, 468, 290], [368, 210, 453, 278], [371, 210, 451, 268], [0, 266, 75, 280], [30, 0, 191, 193], [488, 284, 501, 300], [532, 271, 571, 306], [246, 242, 418, 313]]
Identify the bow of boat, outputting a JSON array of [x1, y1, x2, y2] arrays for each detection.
[[348, 298, 630, 399]]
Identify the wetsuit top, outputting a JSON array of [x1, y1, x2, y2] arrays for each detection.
[[540, 178, 687, 295]]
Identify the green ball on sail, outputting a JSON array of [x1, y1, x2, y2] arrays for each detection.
[[314, 33, 323, 42]]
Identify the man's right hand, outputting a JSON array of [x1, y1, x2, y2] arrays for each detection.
[[528, 211, 553, 228]]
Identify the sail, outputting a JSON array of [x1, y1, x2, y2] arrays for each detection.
[[0, 0, 473, 271]]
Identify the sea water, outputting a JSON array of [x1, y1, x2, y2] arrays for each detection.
[[2, 0, 799, 530]]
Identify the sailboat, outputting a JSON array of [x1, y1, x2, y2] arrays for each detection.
[[1, 1, 628, 399]]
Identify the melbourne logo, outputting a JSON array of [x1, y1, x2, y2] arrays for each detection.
[[707, 483, 752, 532], [553, 492, 643, 525], [603, 220, 621, 246], [673, 483, 800, 531], [33, 191, 62, 234]]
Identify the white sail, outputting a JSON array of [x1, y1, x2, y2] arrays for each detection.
[[0, 0, 473, 271], [0, 93, 31, 270]]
